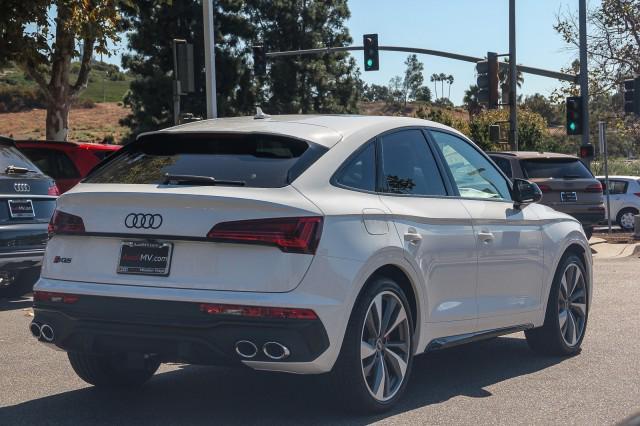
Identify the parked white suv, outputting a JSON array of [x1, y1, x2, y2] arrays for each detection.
[[32, 115, 591, 412], [596, 176, 640, 230]]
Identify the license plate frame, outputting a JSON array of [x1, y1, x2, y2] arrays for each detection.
[[117, 240, 173, 277], [7, 199, 35, 218], [560, 191, 578, 202]]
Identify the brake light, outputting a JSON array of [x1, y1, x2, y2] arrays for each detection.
[[207, 216, 323, 254], [33, 291, 79, 304], [537, 184, 552, 193], [199, 303, 318, 320], [48, 210, 85, 235], [47, 183, 60, 196], [585, 183, 603, 193]]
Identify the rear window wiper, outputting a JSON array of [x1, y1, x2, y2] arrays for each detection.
[[162, 173, 246, 186], [4, 165, 37, 174], [562, 174, 583, 179]]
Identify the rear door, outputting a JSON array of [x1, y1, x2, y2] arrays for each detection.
[[42, 132, 327, 293], [429, 130, 544, 328]]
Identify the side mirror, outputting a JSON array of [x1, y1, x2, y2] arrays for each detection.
[[512, 178, 542, 207]]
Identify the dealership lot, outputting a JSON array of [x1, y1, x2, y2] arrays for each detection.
[[0, 255, 638, 425]]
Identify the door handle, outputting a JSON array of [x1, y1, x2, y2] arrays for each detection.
[[404, 229, 422, 244], [478, 230, 495, 243]]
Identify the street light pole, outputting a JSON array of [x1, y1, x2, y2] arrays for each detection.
[[203, 0, 217, 119], [509, 0, 518, 151]]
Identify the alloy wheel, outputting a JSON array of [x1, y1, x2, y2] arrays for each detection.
[[360, 291, 411, 402], [620, 212, 636, 230], [558, 263, 587, 347]]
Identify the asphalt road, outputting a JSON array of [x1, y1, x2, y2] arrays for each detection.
[[1, 256, 639, 425]]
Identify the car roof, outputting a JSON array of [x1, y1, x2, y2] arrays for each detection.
[[595, 175, 640, 180], [151, 114, 462, 148], [488, 151, 579, 160]]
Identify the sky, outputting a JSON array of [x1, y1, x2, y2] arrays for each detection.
[[102, 0, 595, 105]]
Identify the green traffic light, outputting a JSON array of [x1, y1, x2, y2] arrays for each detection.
[[366, 58, 373, 67], [569, 122, 576, 131]]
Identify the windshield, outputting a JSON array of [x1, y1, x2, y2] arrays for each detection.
[[521, 159, 593, 179], [85, 133, 327, 188]]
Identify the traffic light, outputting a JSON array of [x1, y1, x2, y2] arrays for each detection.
[[476, 52, 499, 109], [253, 46, 266, 76], [363, 34, 379, 71], [579, 145, 594, 159], [566, 96, 583, 135], [623, 77, 640, 115]]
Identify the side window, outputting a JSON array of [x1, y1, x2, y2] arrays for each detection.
[[379, 129, 447, 196], [19, 149, 80, 179], [609, 180, 628, 195], [430, 131, 511, 201], [490, 156, 513, 178], [335, 141, 376, 192]]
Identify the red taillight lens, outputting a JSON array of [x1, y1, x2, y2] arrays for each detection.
[[585, 183, 603, 193], [199, 303, 318, 320], [47, 183, 60, 196], [207, 216, 323, 254], [634, 192, 640, 198], [33, 291, 79, 304], [537, 184, 552, 193], [48, 210, 85, 235]]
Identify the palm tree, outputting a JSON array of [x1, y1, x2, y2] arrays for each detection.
[[430, 73, 439, 99], [499, 59, 524, 104], [447, 75, 454, 99], [438, 73, 447, 99], [463, 84, 482, 117]]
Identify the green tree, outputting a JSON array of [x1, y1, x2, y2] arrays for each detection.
[[120, 0, 256, 139], [463, 84, 482, 117], [522, 93, 562, 126], [414, 86, 432, 103], [362, 83, 390, 102], [430, 73, 439, 98], [0, 0, 126, 140], [446, 74, 454, 99], [469, 108, 548, 151], [250, 0, 360, 114], [402, 54, 424, 106]]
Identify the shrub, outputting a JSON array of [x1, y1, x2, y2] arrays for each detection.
[[0, 85, 46, 112]]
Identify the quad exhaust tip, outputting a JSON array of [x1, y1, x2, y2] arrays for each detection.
[[29, 322, 41, 339], [40, 324, 55, 342], [235, 340, 258, 359], [263, 341, 290, 360]]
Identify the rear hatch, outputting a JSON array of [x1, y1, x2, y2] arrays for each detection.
[[42, 132, 328, 293], [0, 142, 56, 252], [520, 157, 603, 211]]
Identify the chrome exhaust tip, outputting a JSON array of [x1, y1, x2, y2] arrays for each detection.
[[235, 340, 258, 359], [40, 324, 55, 342], [263, 341, 290, 360], [29, 322, 41, 339]]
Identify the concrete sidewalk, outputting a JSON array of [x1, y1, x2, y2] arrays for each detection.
[[589, 237, 640, 259]]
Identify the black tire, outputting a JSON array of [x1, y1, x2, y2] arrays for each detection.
[[582, 226, 593, 240], [68, 352, 160, 388], [616, 208, 638, 231], [0, 268, 40, 298], [330, 276, 414, 414], [525, 254, 588, 356]]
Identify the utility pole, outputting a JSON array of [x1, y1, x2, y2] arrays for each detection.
[[509, 0, 518, 151], [578, 0, 589, 149], [203, 0, 217, 119]]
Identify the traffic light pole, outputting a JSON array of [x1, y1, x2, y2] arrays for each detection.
[[509, 0, 518, 151], [578, 0, 589, 149], [203, 0, 217, 119]]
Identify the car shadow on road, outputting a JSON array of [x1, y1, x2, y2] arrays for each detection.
[[0, 336, 568, 425], [0, 295, 32, 312]]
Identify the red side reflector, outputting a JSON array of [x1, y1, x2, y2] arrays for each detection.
[[47, 183, 60, 196], [585, 183, 603, 193], [33, 291, 79, 304], [537, 184, 552, 193], [199, 303, 318, 320], [48, 210, 85, 235], [207, 216, 323, 254]]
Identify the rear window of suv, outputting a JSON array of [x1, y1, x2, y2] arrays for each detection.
[[85, 133, 327, 188], [0, 144, 41, 172], [521, 159, 593, 179]]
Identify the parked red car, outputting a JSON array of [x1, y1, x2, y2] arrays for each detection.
[[15, 141, 121, 193]]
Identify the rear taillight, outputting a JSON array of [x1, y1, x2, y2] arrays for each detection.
[[207, 216, 323, 254], [199, 303, 318, 320], [634, 192, 640, 198], [48, 210, 85, 235], [585, 183, 603, 193], [33, 291, 79, 304], [537, 184, 552, 193], [47, 183, 60, 196]]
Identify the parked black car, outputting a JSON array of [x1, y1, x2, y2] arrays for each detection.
[[0, 136, 58, 297]]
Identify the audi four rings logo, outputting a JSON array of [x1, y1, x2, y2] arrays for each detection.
[[13, 183, 30, 192], [125, 213, 163, 229]]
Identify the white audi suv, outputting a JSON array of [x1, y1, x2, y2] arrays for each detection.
[[32, 115, 591, 412]]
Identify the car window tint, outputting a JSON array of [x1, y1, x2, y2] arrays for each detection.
[[335, 142, 376, 192], [430, 131, 511, 201], [379, 130, 447, 196], [521, 159, 592, 179], [85, 133, 327, 188], [19, 148, 80, 179], [490, 156, 512, 178], [606, 180, 628, 195], [0, 145, 41, 172]]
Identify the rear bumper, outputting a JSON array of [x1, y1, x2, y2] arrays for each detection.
[[33, 294, 330, 367], [0, 249, 44, 271], [569, 212, 606, 227], [0, 223, 48, 272]]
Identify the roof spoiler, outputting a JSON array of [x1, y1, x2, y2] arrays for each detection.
[[0, 136, 15, 147]]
